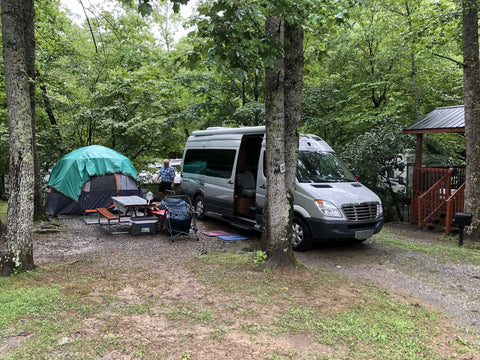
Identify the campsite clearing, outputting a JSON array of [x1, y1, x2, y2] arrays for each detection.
[[1, 217, 479, 359]]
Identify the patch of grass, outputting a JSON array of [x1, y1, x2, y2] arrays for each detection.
[[379, 228, 480, 265], [277, 298, 440, 359], [210, 326, 228, 342], [0, 273, 88, 359], [0, 274, 67, 331], [165, 302, 214, 324], [0, 263, 140, 359]]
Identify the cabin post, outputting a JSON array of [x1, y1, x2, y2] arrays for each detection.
[[415, 134, 423, 169]]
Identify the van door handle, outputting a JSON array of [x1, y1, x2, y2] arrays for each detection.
[[259, 184, 266, 189], [228, 180, 234, 185]]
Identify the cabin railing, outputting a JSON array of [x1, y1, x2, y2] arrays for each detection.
[[417, 169, 453, 229], [412, 167, 465, 195], [411, 166, 465, 234], [445, 183, 466, 235], [410, 166, 465, 224]]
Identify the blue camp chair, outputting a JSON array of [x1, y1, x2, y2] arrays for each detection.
[[160, 195, 198, 242]]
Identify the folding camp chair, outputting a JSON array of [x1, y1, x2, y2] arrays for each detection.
[[160, 195, 199, 242]]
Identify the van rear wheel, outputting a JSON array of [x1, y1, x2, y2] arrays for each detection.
[[194, 195, 205, 220], [292, 216, 312, 252]]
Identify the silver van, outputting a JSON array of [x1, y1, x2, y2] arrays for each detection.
[[181, 126, 383, 251]]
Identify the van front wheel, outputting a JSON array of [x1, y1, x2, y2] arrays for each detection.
[[292, 216, 312, 252], [194, 195, 205, 220]]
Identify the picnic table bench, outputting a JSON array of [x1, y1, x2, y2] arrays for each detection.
[[96, 207, 119, 233]]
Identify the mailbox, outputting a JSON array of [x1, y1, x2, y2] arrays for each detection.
[[453, 212, 472, 246], [453, 212, 472, 227]]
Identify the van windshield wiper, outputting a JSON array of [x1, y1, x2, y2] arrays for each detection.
[[324, 177, 354, 182], [299, 177, 355, 183]]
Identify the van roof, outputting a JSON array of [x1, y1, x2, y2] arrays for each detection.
[[190, 126, 333, 152], [299, 134, 333, 152], [191, 126, 266, 136]]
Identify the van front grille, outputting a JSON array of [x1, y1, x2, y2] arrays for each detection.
[[342, 202, 380, 221]]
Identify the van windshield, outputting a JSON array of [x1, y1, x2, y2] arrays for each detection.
[[296, 151, 356, 183]]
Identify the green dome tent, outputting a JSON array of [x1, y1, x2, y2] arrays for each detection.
[[46, 145, 141, 215]]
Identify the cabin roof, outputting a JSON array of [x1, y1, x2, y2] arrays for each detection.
[[403, 105, 465, 134]]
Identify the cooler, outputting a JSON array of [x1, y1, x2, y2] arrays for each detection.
[[130, 216, 158, 235]]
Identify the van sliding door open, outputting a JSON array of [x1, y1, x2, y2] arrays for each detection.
[[234, 135, 263, 218]]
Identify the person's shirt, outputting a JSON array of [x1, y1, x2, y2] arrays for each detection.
[[159, 165, 175, 183]]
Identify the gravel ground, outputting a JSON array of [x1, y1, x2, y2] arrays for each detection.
[[27, 216, 480, 335]]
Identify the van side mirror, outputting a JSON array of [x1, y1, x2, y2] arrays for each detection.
[[350, 170, 360, 181]]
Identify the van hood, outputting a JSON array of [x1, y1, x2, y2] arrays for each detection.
[[299, 182, 381, 206]]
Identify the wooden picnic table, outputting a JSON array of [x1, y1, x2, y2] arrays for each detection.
[[111, 195, 153, 217]]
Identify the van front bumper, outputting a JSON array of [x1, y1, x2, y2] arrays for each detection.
[[306, 217, 384, 241]]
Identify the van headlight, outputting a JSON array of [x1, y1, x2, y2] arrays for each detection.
[[315, 200, 343, 218]]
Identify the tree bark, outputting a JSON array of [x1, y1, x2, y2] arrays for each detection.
[[262, 17, 297, 268], [1, 0, 36, 274], [283, 20, 303, 255], [23, 0, 43, 221], [462, 0, 480, 241]]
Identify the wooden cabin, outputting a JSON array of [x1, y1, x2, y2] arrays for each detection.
[[403, 105, 465, 235]]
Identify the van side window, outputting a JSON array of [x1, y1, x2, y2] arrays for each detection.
[[183, 149, 236, 178]]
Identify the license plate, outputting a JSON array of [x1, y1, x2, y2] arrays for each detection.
[[355, 229, 374, 240]]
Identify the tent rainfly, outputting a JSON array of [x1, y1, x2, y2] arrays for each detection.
[[45, 145, 141, 215]]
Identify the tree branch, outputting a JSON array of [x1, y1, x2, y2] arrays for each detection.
[[433, 53, 464, 67], [79, 0, 98, 53]]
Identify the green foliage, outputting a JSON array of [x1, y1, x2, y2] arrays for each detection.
[[341, 120, 412, 190], [302, 0, 463, 149], [422, 132, 466, 167], [7, 0, 465, 204], [341, 120, 413, 220], [253, 250, 267, 265]]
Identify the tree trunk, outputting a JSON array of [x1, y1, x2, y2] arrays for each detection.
[[462, 0, 480, 241], [23, 0, 43, 221], [283, 20, 303, 253], [1, 0, 36, 274], [262, 17, 297, 268]]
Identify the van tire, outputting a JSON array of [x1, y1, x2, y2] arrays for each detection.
[[292, 216, 312, 252], [194, 195, 205, 220]]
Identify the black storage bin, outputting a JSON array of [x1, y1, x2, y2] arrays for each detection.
[[130, 216, 158, 235]]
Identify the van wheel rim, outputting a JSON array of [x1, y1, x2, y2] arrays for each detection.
[[196, 199, 204, 216], [292, 223, 303, 246]]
